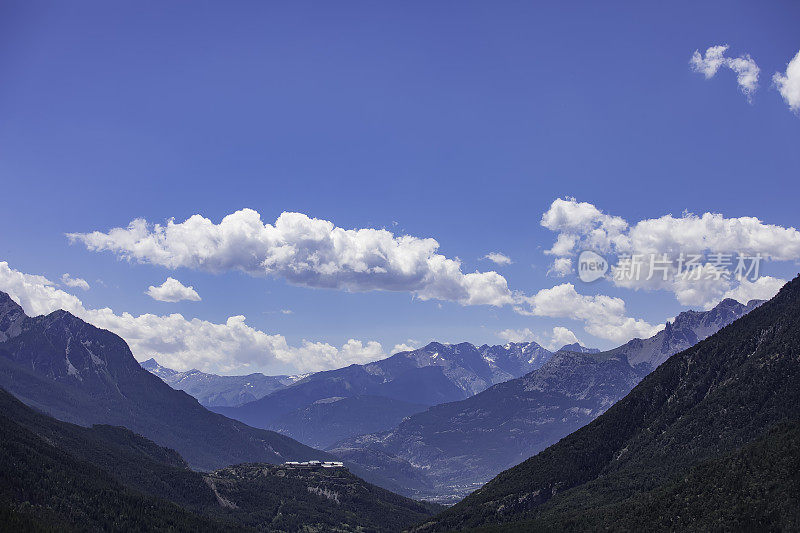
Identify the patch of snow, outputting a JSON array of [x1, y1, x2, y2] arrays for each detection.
[[314, 396, 345, 404], [82, 341, 105, 366], [65, 355, 81, 380]]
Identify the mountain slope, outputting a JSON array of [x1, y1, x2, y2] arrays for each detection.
[[417, 277, 799, 531], [141, 358, 299, 407], [0, 291, 329, 470], [332, 298, 759, 502], [333, 351, 641, 501], [607, 296, 763, 371], [205, 463, 443, 532], [512, 421, 800, 532], [0, 387, 443, 532], [0, 389, 234, 532]]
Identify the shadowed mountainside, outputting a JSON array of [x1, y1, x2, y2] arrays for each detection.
[[415, 278, 797, 531]]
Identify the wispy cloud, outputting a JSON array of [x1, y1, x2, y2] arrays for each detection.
[[690, 44, 759, 101], [61, 273, 90, 291], [483, 252, 512, 266]]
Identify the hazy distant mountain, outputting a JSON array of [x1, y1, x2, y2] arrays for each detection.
[[558, 342, 600, 354], [269, 395, 428, 449], [0, 291, 329, 470], [417, 280, 797, 531], [332, 298, 762, 501], [0, 387, 442, 532], [141, 358, 301, 407], [215, 341, 553, 446]]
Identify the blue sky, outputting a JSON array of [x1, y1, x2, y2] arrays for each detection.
[[1, 1, 799, 374]]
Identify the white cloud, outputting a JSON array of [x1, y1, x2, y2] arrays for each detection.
[[390, 339, 419, 353], [541, 198, 800, 309], [68, 210, 514, 307], [690, 44, 728, 78], [280, 309, 293, 315], [548, 257, 572, 277], [690, 44, 760, 100], [497, 327, 536, 344], [616, 262, 785, 310], [669, 264, 734, 308], [726, 55, 759, 98], [624, 212, 800, 260], [541, 197, 629, 256], [67, 208, 675, 348], [61, 273, 90, 291], [720, 275, 785, 306], [497, 325, 582, 351], [483, 252, 512, 265], [549, 326, 581, 350], [145, 277, 201, 303], [514, 283, 663, 343], [391, 343, 415, 353], [334, 339, 385, 365], [773, 49, 800, 113], [0, 261, 388, 375]]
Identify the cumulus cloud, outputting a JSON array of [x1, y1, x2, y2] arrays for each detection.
[[68, 209, 672, 347], [540, 198, 800, 309], [690, 44, 759, 100], [773, 49, 800, 113], [549, 326, 581, 349], [497, 327, 536, 344], [497, 326, 581, 351], [68, 210, 514, 307], [720, 275, 785, 306], [547, 257, 572, 277], [334, 339, 385, 365], [541, 198, 630, 256], [390, 339, 419, 353], [514, 283, 662, 343], [61, 273, 90, 291], [0, 261, 387, 374], [145, 277, 201, 303], [483, 252, 512, 265]]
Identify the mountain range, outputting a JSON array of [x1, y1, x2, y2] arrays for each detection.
[[0, 278, 795, 530], [0, 291, 329, 470], [331, 298, 762, 501], [141, 358, 302, 407], [212, 340, 555, 448], [416, 278, 800, 531]]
